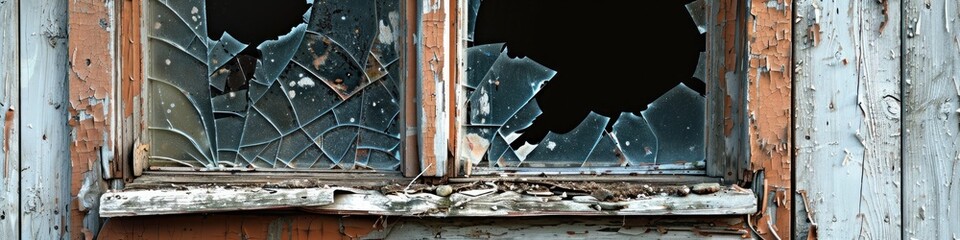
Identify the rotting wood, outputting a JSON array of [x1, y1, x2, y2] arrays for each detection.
[[20, 0, 71, 239], [117, 0, 142, 182], [418, 0, 451, 177], [101, 182, 756, 217], [902, 0, 960, 238], [99, 187, 343, 217], [706, 0, 750, 182], [794, 0, 902, 239], [745, 0, 792, 238], [0, 0, 19, 238], [68, 0, 115, 238]]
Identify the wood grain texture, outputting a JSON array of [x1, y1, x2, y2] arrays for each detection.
[[902, 0, 960, 238], [0, 0, 19, 238], [68, 0, 115, 238], [97, 214, 378, 240], [19, 0, 71, 239], [794, 0, 902, 239], [418, 0, 451, 177], [118, 0, 142, 180], [705, 0, 749, 182], [745, 0, 792, 238], [100, 187, 340, 217]]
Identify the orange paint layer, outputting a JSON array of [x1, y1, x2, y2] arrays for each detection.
[[97, 214, 378, 240]]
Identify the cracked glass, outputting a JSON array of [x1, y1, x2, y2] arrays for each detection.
[[146, 0, 403, 171], [465, 1, 706, 171]]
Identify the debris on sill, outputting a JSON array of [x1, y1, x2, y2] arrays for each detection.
[[379, 180, 728, 202]]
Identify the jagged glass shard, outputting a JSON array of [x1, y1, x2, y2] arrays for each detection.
[[238, 143, 269, 165], [302, 112, 338, 140], [209, 66, 230, 91], [291, 144, 324, 168], [214, 116, 245, 152], [361, 83, 400, 131], [693, 52, 706, 83], [469, 50, 555, 125], [371, 0, 401, 66], [148, 79, 214, 166], [464, 43, 504, 89], [642, 83, 705, 163], [149, 130, 210, 167], [333, 88, 364, 125], [255, 23, 308, 85], [497, 147, 522, 168], [314, 153, 337, 169], [247, 78, 270, 102], [147, 0, 206, 60], [498, 99, 541, 140], [307, 0, 377, 68], [239, 108, 282, 146], [338, 141, 359, 169], [486, 134, 512, 167], [355, 149, 371, 167], [685, 0, 707, 34], [612, 112, 658, 164], [383, 62, 402, 98], [357, 128, 400, 151], [278, 62, 341, 124], [293, 32, 368, 98], [583, 132, 622, 167], [276, 130, 315, 165], [254, 81, 300, 135], [464, 126, 497, 166], [521, 112, 609, 166], [207, 32, 247, 75], [467, 0, 482, 41], [366, 149, 401, 170], [321, 126, 359, 164], [212, 89, 248, 113], [256, 140, 281, 167]]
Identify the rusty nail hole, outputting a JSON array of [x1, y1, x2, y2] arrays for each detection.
[[42, 134, 47, 140], [85, 59, 91, 66], [727, 171, 733, 176], [804, 135, 810, 140], [54, 225, 58, 230]]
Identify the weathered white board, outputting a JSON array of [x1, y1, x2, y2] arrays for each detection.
[[0, 0, 20, 239], [794, 0, 904, 239], [19, 0, 71, 239], [902, 0, 960, 238]]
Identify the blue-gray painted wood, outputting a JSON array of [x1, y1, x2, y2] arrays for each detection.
[[795, 0, 903, 239], [903, 0, 960, 238], [20, 0, 70, 239], [0, 0, 20, 239]]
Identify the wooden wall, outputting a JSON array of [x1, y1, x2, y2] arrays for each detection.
[[794, 0, 960, 239], [0, 0, 73, 239]]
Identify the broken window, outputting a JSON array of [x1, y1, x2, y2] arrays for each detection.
[[145, 0, 404, 171], [463, 0, 707, 173]]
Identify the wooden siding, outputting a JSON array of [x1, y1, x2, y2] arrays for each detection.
[[0, 0, 20, 238]]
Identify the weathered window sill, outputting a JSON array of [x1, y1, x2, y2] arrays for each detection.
[[99, 184, 757, 217]]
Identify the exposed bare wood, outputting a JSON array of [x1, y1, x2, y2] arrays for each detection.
[[100, 187, 342, 217], [19, 0, 71, 239], [118, 0, 143, 182], [0, 0, 19, 238], [402, 0, 420, 178], [100, 185, 756, 217], [794, 0, 903, 239], [705, 0, 749, 183], [418, 0, 451, 177], [902, 0, 960, 238], [745, 0, 792, 238]]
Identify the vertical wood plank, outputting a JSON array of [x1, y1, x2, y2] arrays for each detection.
[[68, 0, 115, 238], [403, 0, 420, 177], [20, 0, 70, 239], [794, 0, 902, 239], [418, 0, 451, 177], [705, 0, 749, 182], [745, 0, 792, 238], [903, 0, 960, 238], [119, 0, 142, 179], [0, 0, 19, 238]]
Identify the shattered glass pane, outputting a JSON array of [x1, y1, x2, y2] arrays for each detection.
[[685, 0, 707, 34], [468, 48, 555, 125], [611, 112, 657, 164], [467, 0, 482, 41], [464, 43, 504, 89], [147, 0, 403, 171], [641, 83, 705, 163], [583, 132, 622, 167], [520, 112, 609, 167]]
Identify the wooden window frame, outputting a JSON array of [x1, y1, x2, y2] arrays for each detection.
[[72, 1, 793, 234]]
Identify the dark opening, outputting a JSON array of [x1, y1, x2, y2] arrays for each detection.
[[472, 0, 705, 148], [205, 0, 311, 95]]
